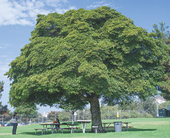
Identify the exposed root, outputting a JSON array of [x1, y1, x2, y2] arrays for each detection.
[[89, 128, 107, 133]]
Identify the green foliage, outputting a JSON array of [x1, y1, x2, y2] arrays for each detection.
[[5, 7, 167, 124], [77, 109, 91, 120], [142, 97, 156, 116], [58, 94, 88, 113], [101, 105, 117, 119], [0, 81, 10, 115], [12, 107, 40, 124], [58, 111, 70, 121], [0, 105, 10, 115], [159, 101, 170, 109], [48, 111, 60, 121], [0, 81, 4, 93], [101, 104, 154, 119], [149, 22, 170, 45], [0, 81, 4, 107], [14, 104, 38, 115], [148, 22, 170, 100], [118, 96, 156, 117], [13, 104, 39, 123]]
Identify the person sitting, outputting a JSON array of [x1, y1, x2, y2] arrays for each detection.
[[53, 118, 60, 129]]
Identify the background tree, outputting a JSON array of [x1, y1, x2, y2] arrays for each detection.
[[0, 81, 10, 115], [58, 94, 88, 124], [141, 97, 156, 116], [48, 111, 60, 121], [118, 96, 156, 116], [5, 7, 167, 132], [13, 104, 39, 124], [0, 81, 4, 109], [159, 101, 170, 109], [14, 104, 38, 115], [148, 22, 170, 100]]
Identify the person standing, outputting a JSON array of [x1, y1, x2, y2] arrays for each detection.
[[12, 112, 18, 134]]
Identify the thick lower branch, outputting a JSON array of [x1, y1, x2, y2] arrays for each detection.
[[78, 93, 92, 102]]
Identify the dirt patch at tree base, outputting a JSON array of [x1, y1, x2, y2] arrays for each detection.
[[0, 133, 12, 135]]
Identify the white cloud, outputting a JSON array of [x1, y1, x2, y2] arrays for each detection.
[[87, 1, 119, 9], [93, 1, 105, 4], [55, 5, 76, 14], [0, 0, 77, 26], [0, 0, 51, 26], [87, 1, 110, 9], [46, 0, 68, 7]]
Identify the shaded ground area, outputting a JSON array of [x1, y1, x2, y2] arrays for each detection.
[[19, 127, 157, 136]]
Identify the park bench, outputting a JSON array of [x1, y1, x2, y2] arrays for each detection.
[[54, 128, 71, 133], [75, 127, 80, 132], [54, 127, 80, 133], [122, 125, 126, 131], [92, 126, 98, 133], [106, 126, 114, 130], [128, 126, 133, 131], [34, 128, 46, 135]]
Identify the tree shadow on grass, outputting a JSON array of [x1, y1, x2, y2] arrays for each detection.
[[20, 130, 87, 136], [106, 128, 156, 132], [20, 128, 157, 136], [128, 128, 157, 132], [20, 128, 102, 136], [20, 131, 74, 136]]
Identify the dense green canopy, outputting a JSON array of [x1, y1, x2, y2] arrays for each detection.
[[5, 6, 168, 131], [14, 103, 38, 115]]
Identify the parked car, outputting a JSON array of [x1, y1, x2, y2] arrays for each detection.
[[5, 123, 13, 126], [0, 122, 6, 126]]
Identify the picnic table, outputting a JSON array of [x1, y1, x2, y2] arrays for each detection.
[[39, 123, 77, 134], [77, 120, 91, 133], [122, 122, 131, 131]]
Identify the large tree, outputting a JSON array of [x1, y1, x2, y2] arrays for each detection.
[[5, 7, 167, 132]]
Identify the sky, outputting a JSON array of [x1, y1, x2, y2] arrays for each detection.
[[0, 0, 170, 114]]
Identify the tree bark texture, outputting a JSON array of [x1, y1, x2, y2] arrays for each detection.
[[90, 95, 105, 133]]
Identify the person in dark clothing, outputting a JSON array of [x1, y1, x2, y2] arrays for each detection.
[[12, 112, 18, 134], [53, 118, 60, 129]]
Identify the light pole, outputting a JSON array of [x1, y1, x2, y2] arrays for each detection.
[[156, 102, 159, 117]]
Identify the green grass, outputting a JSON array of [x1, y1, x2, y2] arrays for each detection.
[[1, 118, 170, 138]]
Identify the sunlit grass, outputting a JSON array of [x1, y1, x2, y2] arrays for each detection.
[[0, 118, 170, 138]]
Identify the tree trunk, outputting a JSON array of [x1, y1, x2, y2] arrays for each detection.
[[72, 112, 74, 124], [90, 95, 105, 133]]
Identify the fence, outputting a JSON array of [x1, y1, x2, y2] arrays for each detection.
[[0, 109, 156, 127]]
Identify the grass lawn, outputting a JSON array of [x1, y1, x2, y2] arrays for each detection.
[[0, 117, 170, 138]]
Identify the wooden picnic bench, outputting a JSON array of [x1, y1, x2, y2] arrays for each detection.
[[102, 122, 114, 131], [53, 126, 80, 133]]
